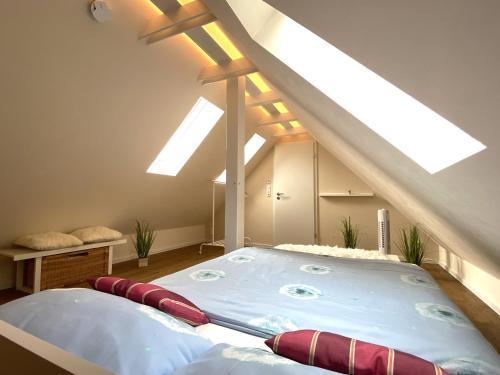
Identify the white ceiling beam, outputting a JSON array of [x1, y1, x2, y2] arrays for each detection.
[[257, 113, 297, 126], [146, 13, 215, 43], [246, 91, 282, 107], [142, 1, 216, 43], [198, 57, 257, 85], [255, 123, 285, 131], [272, 128, 308, 137]]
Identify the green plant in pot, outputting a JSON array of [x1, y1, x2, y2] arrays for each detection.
[[340, 216, 358, 249], [398, 225, 425, 265], [133, 220, 156, 267]]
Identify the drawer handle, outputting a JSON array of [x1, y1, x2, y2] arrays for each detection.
[[68, 252, 89, 257]]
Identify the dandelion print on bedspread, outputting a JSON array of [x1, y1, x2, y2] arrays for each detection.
[[279, 284, 322, 300], [400, 274, 438, 289], [228, 254, 255, 263], [300, 264, 332, 275], [189, 270, 225, 282], [415, 303, 473, 329]]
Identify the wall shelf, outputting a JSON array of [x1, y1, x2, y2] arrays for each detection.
[[319, 192, 374, 197]]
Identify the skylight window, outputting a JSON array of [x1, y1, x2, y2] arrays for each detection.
[[148, 97, 223, 176], [215, 134, 266, 183], [227, 0, 486, 174]]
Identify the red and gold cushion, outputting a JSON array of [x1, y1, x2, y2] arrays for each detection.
[[265, 330, 448, 375], [88, 276, 209, 326]]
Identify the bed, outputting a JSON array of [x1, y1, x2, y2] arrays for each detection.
[[0, 288, 336, 375], [151, 247, 500, 374], [1, 247, 498, 375]]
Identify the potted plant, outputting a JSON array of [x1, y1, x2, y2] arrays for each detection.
[[340, 216, 358, 248], [398, 225, 425, 265], [133, 220, 156, 267]]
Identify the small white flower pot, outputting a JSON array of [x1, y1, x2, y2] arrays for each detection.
[[138, 257, 149, 267]]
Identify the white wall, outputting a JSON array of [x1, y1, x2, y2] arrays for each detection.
[[214, 142, 438, 260], [0, 1, 274, 289], [212, 148, 275, 245], [439, 246, 500, 315], [317, 145, 438, 259], [211, 0, 500, 278]]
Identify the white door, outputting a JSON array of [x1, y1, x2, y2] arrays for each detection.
[[273, 140, 315, 245]]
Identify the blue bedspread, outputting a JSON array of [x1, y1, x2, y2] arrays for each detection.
[[152, 247, 499, 375]]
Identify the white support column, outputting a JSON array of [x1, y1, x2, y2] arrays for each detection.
[[224, 76, 246, 252]]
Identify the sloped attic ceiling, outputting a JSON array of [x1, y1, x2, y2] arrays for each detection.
[[0, 0, 268, 250], [204, 0, 500, 277]]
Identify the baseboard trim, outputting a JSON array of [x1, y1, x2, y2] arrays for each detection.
[[438, 260, 500, 315], [113, 239, 206, 264]]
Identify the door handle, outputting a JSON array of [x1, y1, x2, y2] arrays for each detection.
[[276, 192, 285, 200]]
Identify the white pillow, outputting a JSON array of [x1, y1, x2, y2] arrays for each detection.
[[70, 226, 122, 244], [14, 232, 83, 250]]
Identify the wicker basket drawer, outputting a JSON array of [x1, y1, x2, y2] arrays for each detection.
[[24, 247, 109, 290]]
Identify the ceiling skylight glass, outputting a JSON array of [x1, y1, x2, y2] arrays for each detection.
[[227, 0, 486, 174], [148, 97, 223, 176], [215, 134, 266, 183]]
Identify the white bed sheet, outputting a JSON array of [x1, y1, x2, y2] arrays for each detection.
[[195, 323, 270, 352]]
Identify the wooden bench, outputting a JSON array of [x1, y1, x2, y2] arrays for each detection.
[[0, 239, 126, 293]]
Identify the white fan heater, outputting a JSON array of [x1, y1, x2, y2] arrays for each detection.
[[377, 209, 390, 254]]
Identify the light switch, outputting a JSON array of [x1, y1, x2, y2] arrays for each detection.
[[266, 179, 272, 197]]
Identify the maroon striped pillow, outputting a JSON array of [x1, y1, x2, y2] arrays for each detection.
[[265, 330, 448, 375], [88, 277, 209, 326]]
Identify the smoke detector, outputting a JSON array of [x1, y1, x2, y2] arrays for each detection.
[[90, 0, 113, 23]]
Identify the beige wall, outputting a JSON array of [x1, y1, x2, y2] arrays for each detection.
[[213, 148, 274, 245], [114, 224, 206, 264], [0, 0, 227, 238], [0, 0, 219, 287], [317, 145, 437, 260], [215, 142, 437, 261], [0, 1, 270, 288]]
